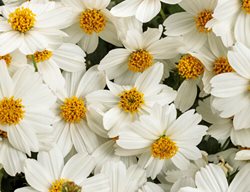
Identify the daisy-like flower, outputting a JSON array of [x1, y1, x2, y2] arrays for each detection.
[[206, 0, 250, 47], [101, 161, 147, 192], [110, 0, 183, 23], [98, 27, 182, 85], [211, 42, 250, 130], [27, 43, 86, 92], [86, 63, 177, 137], [174, 52, 206, 112], [179, 163, 250, 192], [87, 105, 137, 173], [0, 62, 56, 176], [116, 104, 208, 179], [161, 153, 207, 192], [15, 147, 110, 192], [61, 0, 121, 54], [53, 67, 106, 157], [163, 0, 218, 51], [0, 1, 72, 55], [195, 35, 234, 94], [0, 50, 28, 75]]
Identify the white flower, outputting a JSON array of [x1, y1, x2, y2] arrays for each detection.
[[0, 50, 28, 75], [101, 161, 147, 192], [28, 43, 86, 92], [174, 52, 206, 112], [0, 1, 72, 55], [61, 0, 121, 54], [15, 147, 110, 192], [139, 182, 165, 192], [179, 163, 250, 192], [87, 63, 177, 137], [116, 104, 207, 179], [195, 35, 233, 94], [162, 154, 207, 192], [0, 62, 56, 176], [164, 0, 218, 51], [211, 42, 250, 130], [53, 67, 106, 157], [111, 0, 182, 23], [98, 27, 182, 85], [206, 0, 250, 47]]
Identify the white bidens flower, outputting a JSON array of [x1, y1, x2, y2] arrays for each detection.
[[28, 43, 86, 92], [111, 0, 183, 23], [0, 62, 56, 176], [164, 0, 218, 50], [61, 0, 121, 54], [174, 52, 206, 112], [0, 50, 28, 75], [179, 163, 250, 192], [15, 147, 110, 192], [116, 104, 207, 179], [53, 67, 106, 157], [207, 0, 250, 47], [87, 63, 177, 137], [211, 42, 250, 130], [0, 1, 72, 55], [99, 27, 182, 85]]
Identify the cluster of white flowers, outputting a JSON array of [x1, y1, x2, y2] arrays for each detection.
[[0, 0, 250, 191]]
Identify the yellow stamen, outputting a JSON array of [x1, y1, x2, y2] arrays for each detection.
[[60, 96, 87, 123], [32, 50, 53, 63], [8, 7, 36, 33], [0, 97, 25, 125], [242, 0, 250, 14], [213, 57, 234, 75], [195, 10, 213, 33], [151, 136, 178, 159], [118, 88, 144, 113], [0, 54, 12, 67], [79, 9, 106, 34], [177, 54, 204, 79], [128, 50, 153, 73]]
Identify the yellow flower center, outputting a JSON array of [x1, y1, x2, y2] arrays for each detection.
[[128, 50, 153, 73], [0, 97, 25, 125], [60, 96, 87, 123], [118, 88, 144, 113], [49, 179, 81, 192], [32, 50, 53, 63], [177, 54, 204, 79], [0, 130, 7, 139], [242, 0, 250, 14], [79, 9, 106, 35], [195, 10, 213, 33], [0, 54, 12, 67], [8, 7, 36, 33], [213, 57, 234, 75], [151, 136, 178, 159]]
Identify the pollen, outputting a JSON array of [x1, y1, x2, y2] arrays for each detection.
[[118, 88, 144, 113], [177, 54, 204, 79], [0, 97, 25, 125], [8, 7, 36, 33], [32, 50, 53, 63], [0, 54, 12, 67], [49, 179, 81, 192], [151, 136, 178, 159], [195, 10, 213, 33], [128, 50, 153, 73], [213, 57, 234, 75], [0, 130, 7, 139], [60, 96, 87, 123], [242, 0, 250, 14], [79, 9, 106, 34]]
